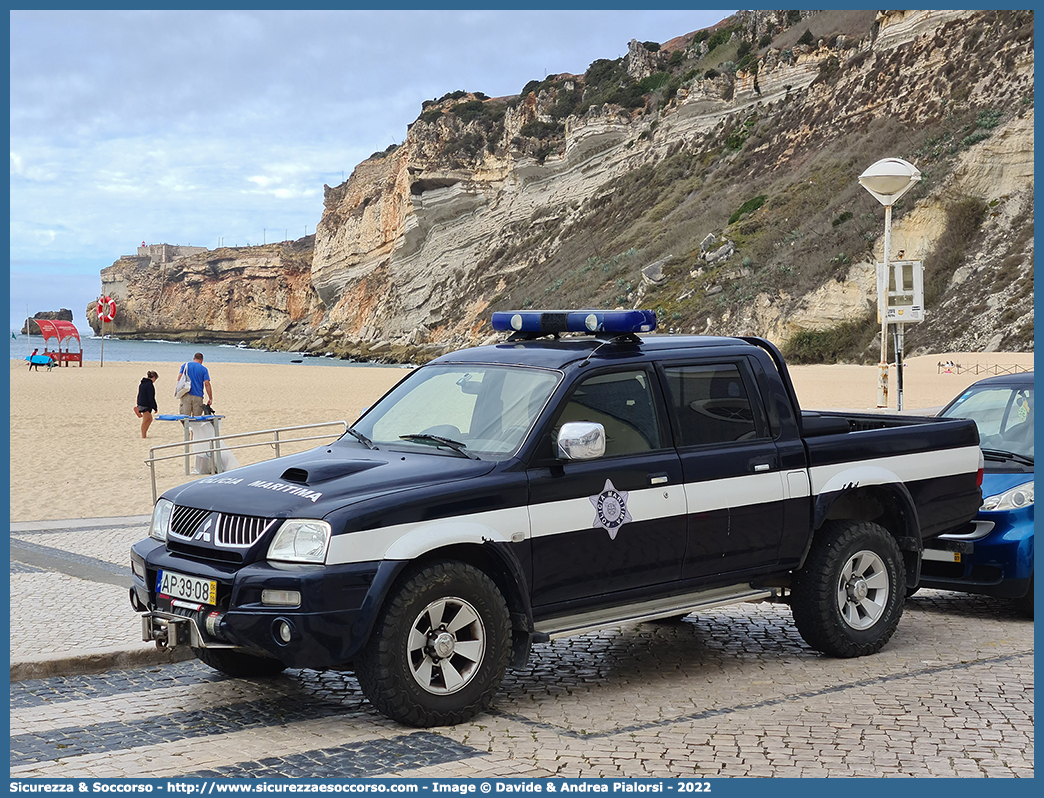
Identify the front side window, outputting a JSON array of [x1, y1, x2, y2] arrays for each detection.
[[353, 364, 561, 458], [555, 370, 662, 457], [663, 363, 762, 446]]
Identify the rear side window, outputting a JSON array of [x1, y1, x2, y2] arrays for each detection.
[[663, 364, 762, 446]]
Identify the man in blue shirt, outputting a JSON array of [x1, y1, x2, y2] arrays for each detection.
[[178, 353, 213, 416]]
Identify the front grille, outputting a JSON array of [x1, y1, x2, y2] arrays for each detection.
[[167, 539, 244, 564], [170, 504, 279, 549], [216, 513, 279, 548], [970, 564, 1003, 584], [171, 506, 211, 538], [921, 560, 964, 579]]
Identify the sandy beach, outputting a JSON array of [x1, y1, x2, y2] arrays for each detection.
[[8, 351, 1033, 523]]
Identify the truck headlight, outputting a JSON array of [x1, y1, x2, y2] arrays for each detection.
[[150, 499, 174, 541], [982, 480, 1034, 511], [268, 519, 332, 564]]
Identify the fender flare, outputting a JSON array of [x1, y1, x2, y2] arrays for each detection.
[[350, 518, 535, 663], [383, 519, 535, 631], [812, 464, 921, 547], [382, 519, 514, 560]]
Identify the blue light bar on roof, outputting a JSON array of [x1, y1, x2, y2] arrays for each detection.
[[491, 309, 657, 335]]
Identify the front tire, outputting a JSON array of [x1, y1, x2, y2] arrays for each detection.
[[356, 561, 511, 727], [792, 520, 906, 658]]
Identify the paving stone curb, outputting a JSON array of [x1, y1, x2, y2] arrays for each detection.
[[10, 644, 195, 682], [10, 514, 152, 533], [10, 514, 171, 682]]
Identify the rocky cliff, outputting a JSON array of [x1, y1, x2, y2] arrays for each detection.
[[95, 9, 1034, 363], [89, 237, 322, 342]]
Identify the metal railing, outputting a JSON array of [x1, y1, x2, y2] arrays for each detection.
[[146, 420, 348, 504], [936, 363, 1032, 376]]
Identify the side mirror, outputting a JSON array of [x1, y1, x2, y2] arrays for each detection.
[[557, 422, 606, 460]]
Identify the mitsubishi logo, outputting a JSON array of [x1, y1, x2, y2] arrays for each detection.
[[193, 517, 213, 543]]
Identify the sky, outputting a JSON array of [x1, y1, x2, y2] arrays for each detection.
[[9, 8, 736, 334]]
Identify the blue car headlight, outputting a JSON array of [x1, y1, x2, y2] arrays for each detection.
[[982, 480, 1034, 512]]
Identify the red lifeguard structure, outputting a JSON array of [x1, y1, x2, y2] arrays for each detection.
[[34, 319, 83, 367]]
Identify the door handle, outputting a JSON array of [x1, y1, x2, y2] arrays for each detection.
[[650, 474, 669, 485], [753, 463, 771, 473]]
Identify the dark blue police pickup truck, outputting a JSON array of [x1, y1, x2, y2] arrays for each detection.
[[130, 310, 983, 727]]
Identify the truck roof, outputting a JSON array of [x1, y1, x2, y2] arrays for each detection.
[[434, 334, 757, 370]]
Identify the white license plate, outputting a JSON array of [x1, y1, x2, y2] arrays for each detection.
[[157, 570, 218, 605], [922, 549, 962, 563]]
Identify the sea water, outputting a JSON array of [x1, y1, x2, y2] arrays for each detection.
[[9, 333, 393, 368]]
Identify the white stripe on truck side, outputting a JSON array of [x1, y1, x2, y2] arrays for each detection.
[[325, 447, 979, 565], [810, 446, 981, 496]]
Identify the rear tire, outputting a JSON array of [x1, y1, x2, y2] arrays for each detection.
[[792, 520, 906, 658], [193, 647, 287, 678], [356, 561, 511, 727]]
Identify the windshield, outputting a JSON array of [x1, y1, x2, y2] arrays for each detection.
[[940, 384, 1033, 461], [352, 364, 561, 459]]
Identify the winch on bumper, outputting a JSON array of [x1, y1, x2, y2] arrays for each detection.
[[130, 537, 390, 669]]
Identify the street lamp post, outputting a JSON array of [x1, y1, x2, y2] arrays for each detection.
[[858, 158, 921, 408]]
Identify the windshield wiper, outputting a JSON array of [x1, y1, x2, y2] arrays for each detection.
[[981, 448, 1034, 466], [346, 426, 378, 450], [400, 433, 479, 459]]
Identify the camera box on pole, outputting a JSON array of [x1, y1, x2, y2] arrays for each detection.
[[877, 260, 925, 323]]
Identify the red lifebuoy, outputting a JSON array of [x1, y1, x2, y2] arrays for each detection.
[[98, 296, 116, 323]]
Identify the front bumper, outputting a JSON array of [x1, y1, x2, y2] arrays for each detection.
[[130, 538, 397, 669], [920, 507, 1034, 598]]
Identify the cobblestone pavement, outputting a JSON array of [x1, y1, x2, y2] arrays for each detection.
[[9, 517, 1035, 778], [9, 516, 183, 670]]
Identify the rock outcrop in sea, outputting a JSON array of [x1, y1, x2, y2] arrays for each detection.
[[22, 309, 74, 336]]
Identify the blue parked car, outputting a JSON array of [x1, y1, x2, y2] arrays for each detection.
[[920, 371, 1034, 617]]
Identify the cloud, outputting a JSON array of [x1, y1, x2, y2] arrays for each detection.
[[9, 268, 109, 334], [9, 8, 735, 328]]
